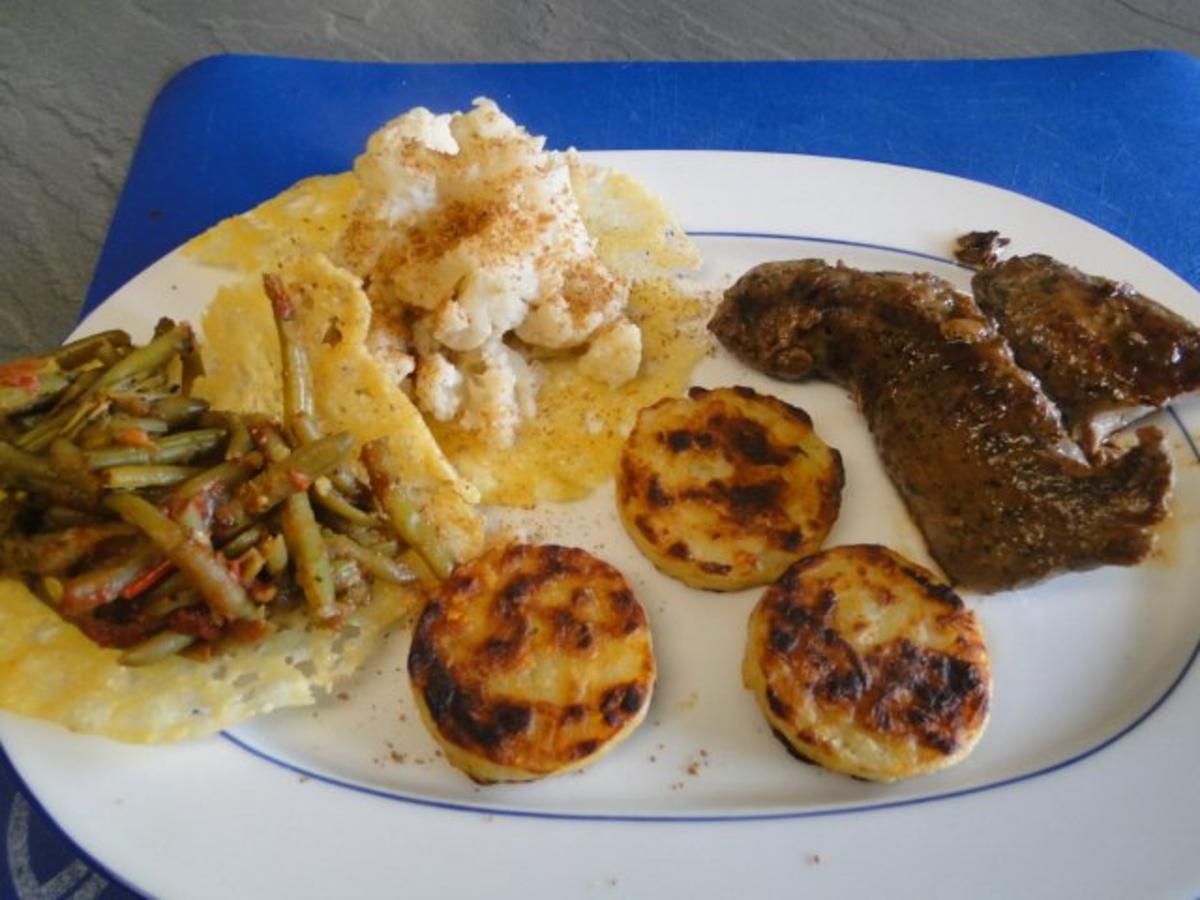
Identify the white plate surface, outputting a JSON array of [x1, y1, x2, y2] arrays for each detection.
[[3, 151, 1199, 898]]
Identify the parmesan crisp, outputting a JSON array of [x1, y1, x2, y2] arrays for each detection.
[[0, 578, 414, 744], [195, 253, 484, 563]]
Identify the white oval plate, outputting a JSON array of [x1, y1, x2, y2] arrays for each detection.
[[3, 151, 1198, 898]]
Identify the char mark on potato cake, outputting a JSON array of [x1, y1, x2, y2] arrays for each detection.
[[743, 545, 991, 781], [616, 385, 843, 591], [408, 543, 655, 783], [709, 260, 1172, 592], [955, 232, 1200, 457]]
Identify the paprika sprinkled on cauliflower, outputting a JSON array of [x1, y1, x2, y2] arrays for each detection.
[[337, 98, 634, 447]]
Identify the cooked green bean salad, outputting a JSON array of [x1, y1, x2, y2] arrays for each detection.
[[0, 275, 449, 666]]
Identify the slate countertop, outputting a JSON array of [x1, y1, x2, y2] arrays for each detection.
[[2, 0, 1199, 357]]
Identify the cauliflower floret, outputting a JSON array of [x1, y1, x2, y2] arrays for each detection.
[[338, 98, 648, 444], [578, 318, 642, 387], [432, 260, 536, 351], [459, 342, 542, 447], [365, 323, 416, 386], [414, 351, 465, 422], [452, 98, 529, 146], [355, 108, 455, 227], [515, 260, 629, 349]]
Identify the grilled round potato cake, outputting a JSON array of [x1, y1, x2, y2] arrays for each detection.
[[616, 386, 843, 591], [408, 543, 656, 784], [744, 545, 991, 781]]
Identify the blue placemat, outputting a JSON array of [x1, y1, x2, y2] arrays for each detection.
[[3, 50, 1198, 899]]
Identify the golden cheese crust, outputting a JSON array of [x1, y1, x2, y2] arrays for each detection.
[[616, 386, 843, 591], [744, 545, 991, 781], [408, 543, 655, 783]]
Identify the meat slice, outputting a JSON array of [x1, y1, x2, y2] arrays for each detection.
[[957, 233, 1200, 456], [709, 260, 1173, 593]]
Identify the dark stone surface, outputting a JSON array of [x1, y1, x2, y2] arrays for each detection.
[[0, 0, 1197, 355]]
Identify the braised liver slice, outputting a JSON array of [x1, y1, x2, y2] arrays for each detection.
[[709, 260, 1172, 592], [959, 233, 1200, 456]]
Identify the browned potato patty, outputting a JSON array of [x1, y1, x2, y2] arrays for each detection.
[[616, 385, 843, 591], [408, 543, 655, 784], [744, 545, 991, 781]]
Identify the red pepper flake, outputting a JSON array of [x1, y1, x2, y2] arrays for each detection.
[[0, 358, 43, 393], [114, 427, 155, 448], [120, 558, 173, 600], [288, 471, 312, 491]]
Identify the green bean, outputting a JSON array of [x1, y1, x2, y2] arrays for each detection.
[[61, 399, 111, 446], [100, 464, 200, 491], [361, 439, 454, 580], [140, 573, 188, 609], [250, 422, 291, 464], [85, 428, 226, 469], [105, 493, 258, 621], [92, 340, 127, 369], [0, 522, 136, 576], [218, 524, 269, 559], [0, 441, 96, 507], [324, 517, 398, 552], [48, 437, 86, 467], [167, 494, 213, 541], [311, 476, 377, 526], [107, 415, 169, 436], [1, 439, 70, 484], [179, 334, 205, 396], [261, 533, 288, 576], [263, 287, 364, 519], [58, 541, 160, 615], [287, 411, 362, 497], [40, 576, 64, 604], [47, 439, 99, 494], [215, 432, 353, 538], [171, 453, 263, 505], [234, 547, 267, 585], [281, 492, 337, 622], [119, 630, 196, 666], [49, 365, 106, 416], [323, 530, 417, 585], [223, 415, 253, 459], [53, 330, 131, 370], [74, 414, 115, 450], [290, 411, 323, 443], [92, 323, 191, 395], [0, 361, 73, 416], [112, 394, 208, 427], [156, 395, 209, 428], [14, 395, 108, 453], [106, 393, 160, 417], [263, 274, 315, 424]]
